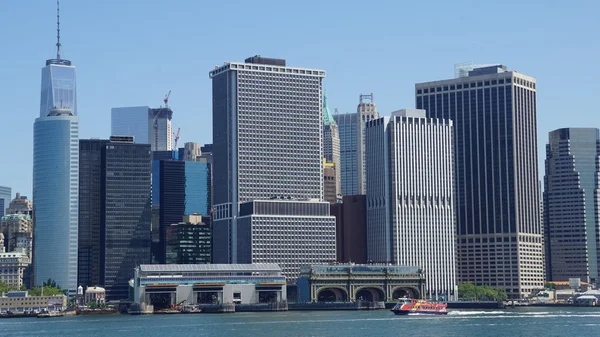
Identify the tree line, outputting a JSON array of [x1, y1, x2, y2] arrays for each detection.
[[458, 283, 508, 301]]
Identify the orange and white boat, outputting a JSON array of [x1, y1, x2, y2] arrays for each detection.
[[391, 298, 448, 315]]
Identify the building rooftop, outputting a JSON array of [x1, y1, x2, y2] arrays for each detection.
[[138, 263, 282, 273]]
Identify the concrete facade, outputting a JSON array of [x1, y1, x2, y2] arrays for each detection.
[[297, 264, 425, 302]]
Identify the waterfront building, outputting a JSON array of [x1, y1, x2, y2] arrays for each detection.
[[210, 55, 336, 273], [84, 286, 106, 304], [0, 292, 66, 312], [366, 109, 457, 300], [0, 237, 30, 289], [333, 94, 380, 196], [330, 195, 367, 264], [152, 160, 210, 263], [148, 107, 173, 151], [111, 106, 150, 144], [133, 264, 286, 309], [296, 264, 425, 302], [544, 128, 600, 285], [166, 214, 211, 265], [416, 65, 544, 297], [78, 136, 152, 300], [322, 93, 341, 196], [0, 186, 10, 217], [236, 199, 336, 279], [323, 159, 337, 204], [33, 19, 79, 294]]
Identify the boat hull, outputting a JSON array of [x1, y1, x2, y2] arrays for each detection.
[[391, 309, 448, 315]]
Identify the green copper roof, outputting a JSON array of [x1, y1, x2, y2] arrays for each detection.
[[322, 92, 336, 126]]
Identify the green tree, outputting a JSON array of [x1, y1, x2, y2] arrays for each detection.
[[0, 281, 20, 294], [544, 282, 556, 290], [28, 286, 64, 296], [458, 283, 508, 301], [458, 283, 477, 300]]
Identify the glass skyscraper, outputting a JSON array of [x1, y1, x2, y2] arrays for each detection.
[[111, 106, 150, 144], [0, 186, 11, 217], [544, 128, 600, 285], [416, 65, 544, 298], [33, 55, 79, 295]]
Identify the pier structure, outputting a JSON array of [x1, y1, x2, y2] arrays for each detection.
[[296, 264, 425, 302]]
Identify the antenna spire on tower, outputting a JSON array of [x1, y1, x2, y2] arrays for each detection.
[[56, 0, 61, 60]]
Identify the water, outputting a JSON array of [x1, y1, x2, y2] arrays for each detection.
[[1, 307, 600, 337]]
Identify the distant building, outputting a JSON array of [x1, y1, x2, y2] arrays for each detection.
[[210, 55, 336, 273], [111, 106, 150, 144], [544, 128, 600, 286], [323, 159, 337, 204], [183, 142, 202, 161], [133, 264, 287, 309], [333, 94, 380, 196], [366, 109, 457, 300], [1, 214, 33, 258], [152, 160, 210, 263], [416, 64, 544, 298], [6, 193, 32, 216], [0, 292, 66, 311], [78, 136, 152, 300], [322, 93, 340, 196], [166, 214, 211, 265], [330, 195, 367, 264], [0, 186, 10, 217], [148, 107, 173, 151], [0, 236, 30, 289]]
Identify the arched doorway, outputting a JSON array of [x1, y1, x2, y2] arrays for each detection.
[[317, 287, 348, 302], [355, 287, 385, 302], [391, 287, 417, 300]]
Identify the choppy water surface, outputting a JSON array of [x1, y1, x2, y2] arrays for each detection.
[[1, 307, 599, 337]]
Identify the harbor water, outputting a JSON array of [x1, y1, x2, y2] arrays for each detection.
[[1, 307, 599, 337]]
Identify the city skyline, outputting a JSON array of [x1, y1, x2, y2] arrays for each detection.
[[2, 1, 600, 196]]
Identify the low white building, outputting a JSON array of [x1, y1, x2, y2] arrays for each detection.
[[133, 264, 286, 309]]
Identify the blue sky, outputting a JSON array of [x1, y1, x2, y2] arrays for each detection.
[[1, 0, 599, 197]]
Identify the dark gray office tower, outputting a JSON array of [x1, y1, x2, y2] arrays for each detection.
[[416, 65, 544, 298], [544, 128, 600, 285], [78, 136, 152, 300], [78, 139, 109, 289]]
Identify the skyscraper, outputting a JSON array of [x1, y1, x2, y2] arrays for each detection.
[[210, 56, 335, 278], [148, 107, 173, 151], [78, 136, 152, 300], [111, 106, 150, 144], [366, 109, 457, 300], [151, 160, 210, 263], [416, 65, 544, 297], [33, 3, 79, 294], [544, 128, 600, 285], [0, 186, 10, 217], [322, 93, 340, 197], [333, 94, 380, 196]]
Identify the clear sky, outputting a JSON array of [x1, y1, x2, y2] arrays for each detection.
[[0, 0, 599, 197]]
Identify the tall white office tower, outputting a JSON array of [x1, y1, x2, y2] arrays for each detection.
[[210, 56, 336, 279], [416, 65, 544, 298], [333, 94, 379, 196], [111, 106, 150, 143], [33, 1, 79, 295], [366, 109, 457, 300]]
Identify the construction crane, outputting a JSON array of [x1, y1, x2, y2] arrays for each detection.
[[173, 127, 180, 149], [164, 90, 171, 108]]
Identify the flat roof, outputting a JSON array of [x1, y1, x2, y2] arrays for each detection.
[[139, 264, 282, 273]]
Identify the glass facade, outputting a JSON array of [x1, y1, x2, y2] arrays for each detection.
[[102, 141, 152, 300], [111, 106, 150, 144], [0, 186, 11, 217], [334, 113, 359, 196], [544, 128, 600, 285], [184, 161, 210, 216], [40, 64, 77, 117], [166, 219, 211, 265], [33, 116, 79, 294], [78, 139, 109, 289]]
